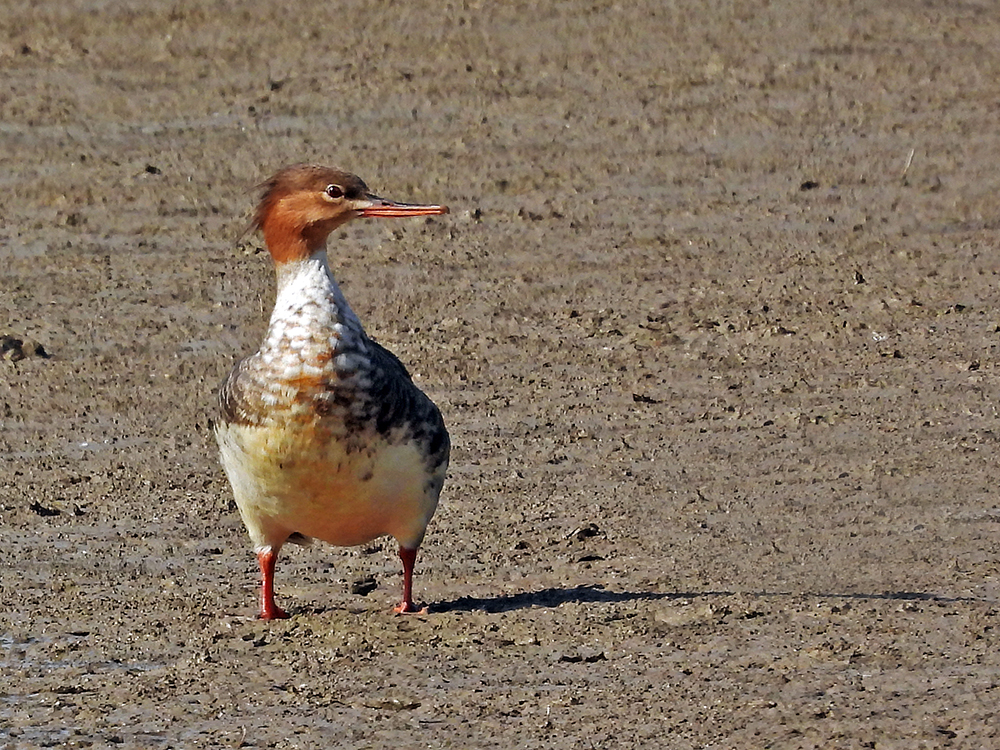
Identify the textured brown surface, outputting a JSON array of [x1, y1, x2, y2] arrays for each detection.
[[3, 1, 1000, 747]]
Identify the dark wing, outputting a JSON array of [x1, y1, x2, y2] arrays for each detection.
[[365, 341, 450, 470]]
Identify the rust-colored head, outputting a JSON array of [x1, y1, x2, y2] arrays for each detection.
[[251, 164, 449, 263]]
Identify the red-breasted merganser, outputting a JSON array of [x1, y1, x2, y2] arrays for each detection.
[[215, 164, 450, 619]]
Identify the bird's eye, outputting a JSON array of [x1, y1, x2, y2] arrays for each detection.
[[325, 184, 344, 199]]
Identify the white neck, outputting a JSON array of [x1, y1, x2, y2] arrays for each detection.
[[262, 250, 366, 355]]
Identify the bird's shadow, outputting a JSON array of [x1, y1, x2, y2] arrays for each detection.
[[431, 585, 686, 614], [431, 585, 980, 614]]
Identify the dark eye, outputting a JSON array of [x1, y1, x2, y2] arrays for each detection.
[[325, 184, 344, 199]]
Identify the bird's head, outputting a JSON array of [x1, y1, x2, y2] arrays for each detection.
[[252, 164, 448, 263]]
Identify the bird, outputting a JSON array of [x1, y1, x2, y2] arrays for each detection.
[[215, 164, 450, 619]]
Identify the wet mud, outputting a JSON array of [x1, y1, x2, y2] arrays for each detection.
[[3, 1, 1000, 747]]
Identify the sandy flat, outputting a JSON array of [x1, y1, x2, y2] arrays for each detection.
[[2, 1, 1000, 747]]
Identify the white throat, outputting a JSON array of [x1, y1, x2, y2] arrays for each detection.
[[262, 251, 367, 357]]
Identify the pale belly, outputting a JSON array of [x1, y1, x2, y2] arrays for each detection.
[[216, 419, 443, 550]]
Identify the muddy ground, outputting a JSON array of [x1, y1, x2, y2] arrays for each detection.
[[3, 0, 1000, 747]]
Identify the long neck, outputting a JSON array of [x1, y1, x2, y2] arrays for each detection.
[[261, 249, 366, 356]]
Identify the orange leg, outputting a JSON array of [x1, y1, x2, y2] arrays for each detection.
[[256, 548, 289, 620], [393, 546, 426, 614]]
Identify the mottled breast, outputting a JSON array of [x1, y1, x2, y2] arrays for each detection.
[[218, 336, 449, 475]]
